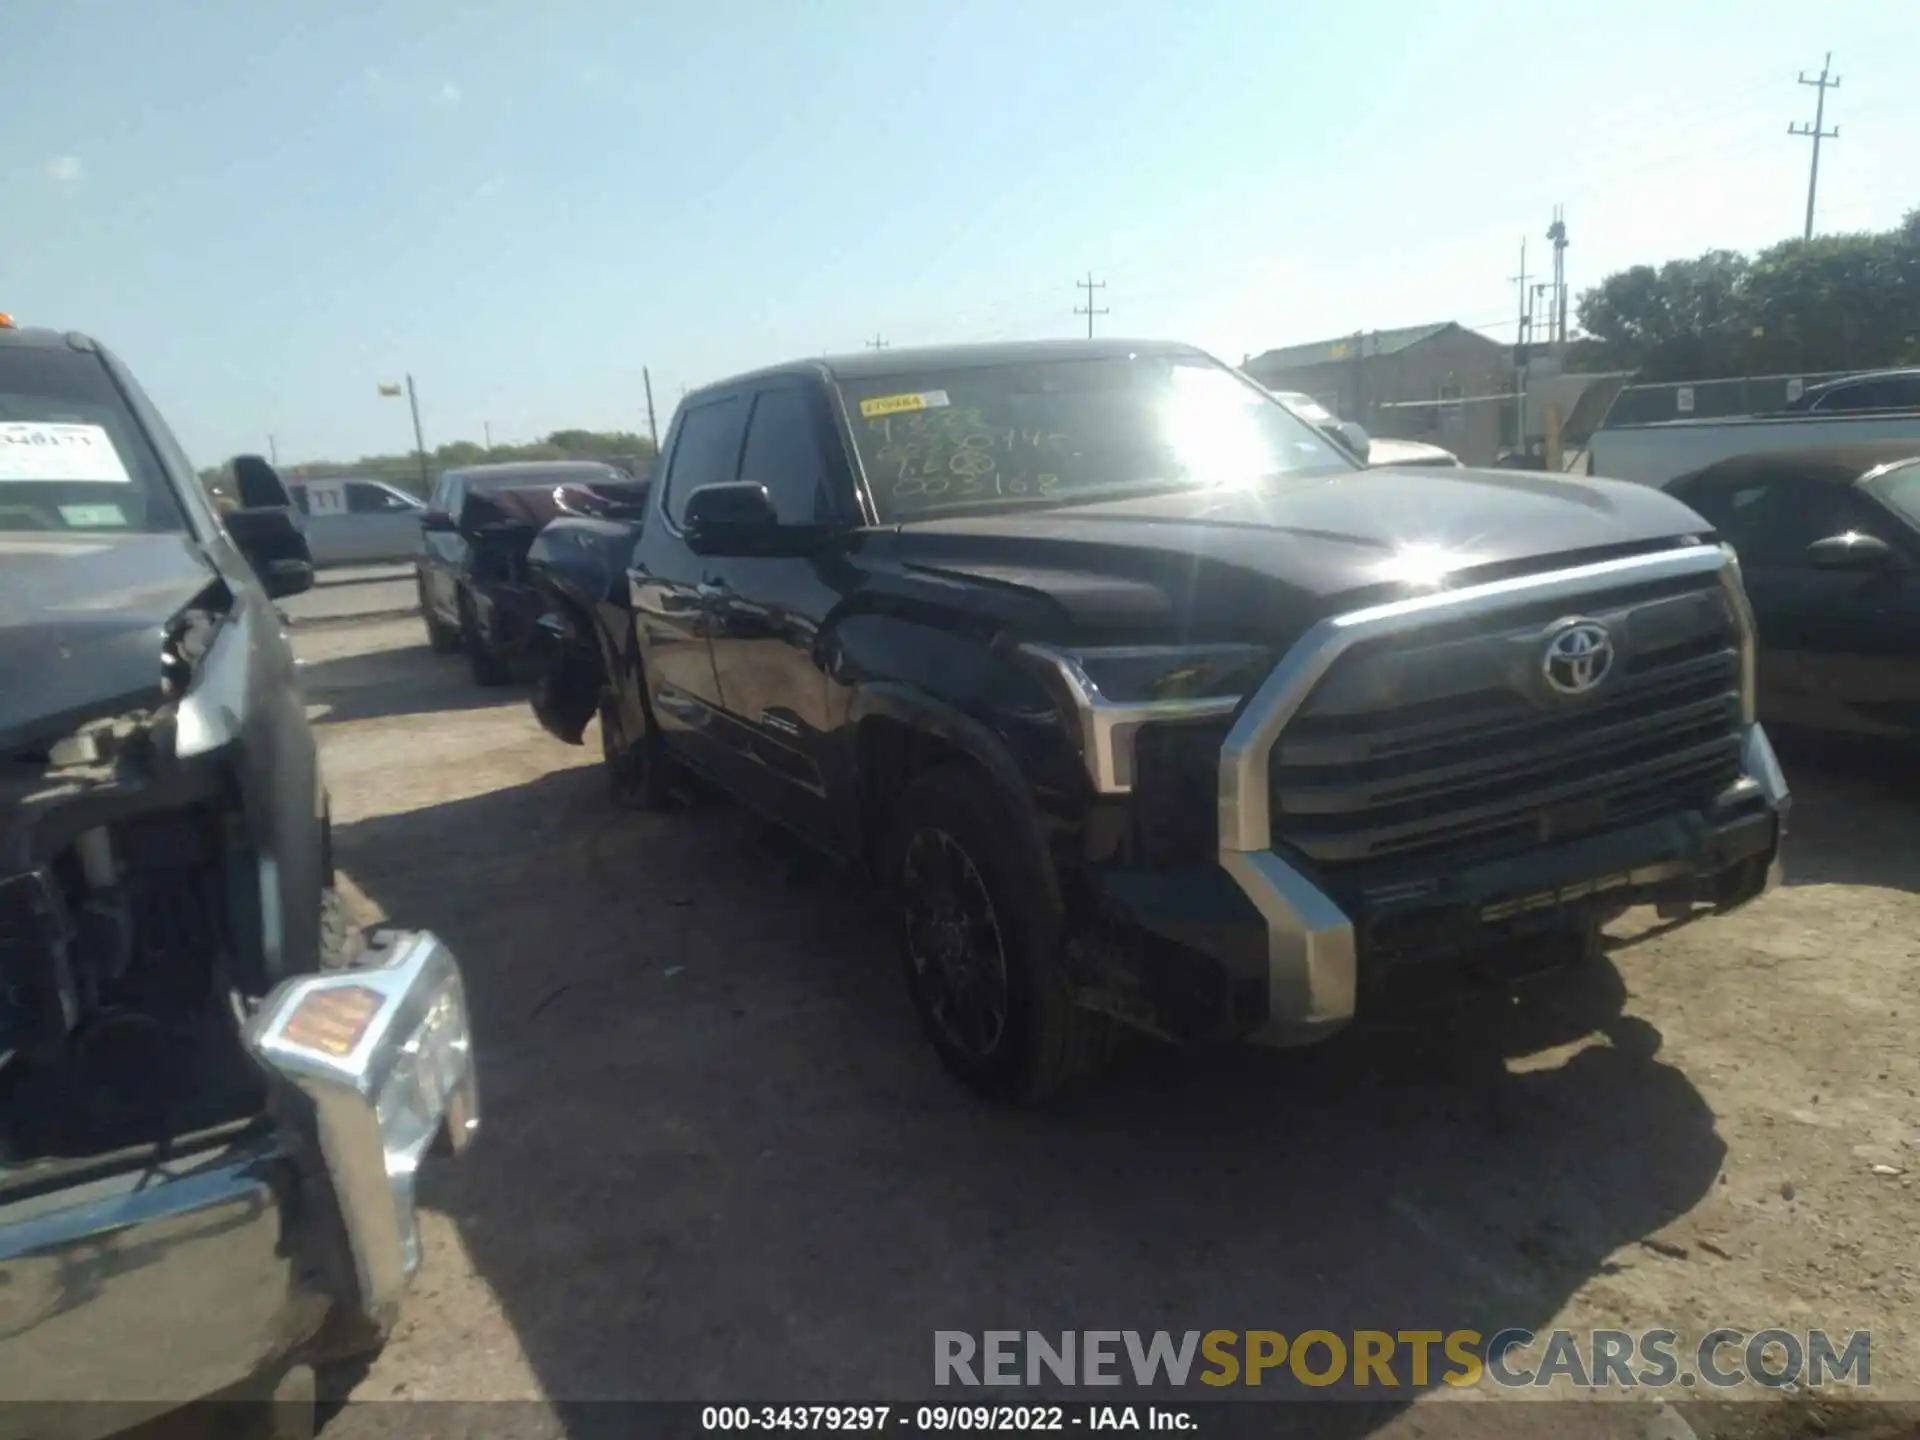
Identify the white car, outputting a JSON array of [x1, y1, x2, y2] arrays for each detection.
[[287, 476, 427, 565], [1366, 437, 1463, 468]]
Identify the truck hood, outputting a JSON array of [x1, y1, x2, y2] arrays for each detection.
[[882, 466, 1710, 635], [0, 532, 220, 751]]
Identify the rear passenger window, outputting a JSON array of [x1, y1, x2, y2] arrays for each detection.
[[739, 387, 833, 525], [663, 397, 747, 527], [347, 482, 411, 514], [1815, 378, 1920, 412]]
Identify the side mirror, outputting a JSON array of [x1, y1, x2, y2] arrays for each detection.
[[421, 509, 456, 533], [225, 507, 315, 598], [1806, 532, 1898, 571], [1326, 421, 1370, 463], [231, 453, 293, 510], [683, 482, 822, 556]]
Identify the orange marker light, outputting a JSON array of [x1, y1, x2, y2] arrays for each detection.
[[0, 314, 16, 329], [282, 984, 383, 1057]]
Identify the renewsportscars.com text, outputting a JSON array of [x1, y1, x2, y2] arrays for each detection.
[[935, 1329, 1871, 1391]]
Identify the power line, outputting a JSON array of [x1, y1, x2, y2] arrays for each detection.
[[1788, 52, 1841, 241], [1074, 271, 1109, 339]]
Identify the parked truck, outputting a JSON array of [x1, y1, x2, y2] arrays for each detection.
[[1590, 377, 1920, 487], [1, 319, 479, 1434], [527, 338, 1790, 1103]]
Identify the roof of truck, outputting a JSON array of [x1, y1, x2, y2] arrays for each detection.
[[685, 339, 1209, 400], [0, 325, 100, 352]]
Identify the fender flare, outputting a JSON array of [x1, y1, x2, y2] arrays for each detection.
[[845, 682, 1065, 918]]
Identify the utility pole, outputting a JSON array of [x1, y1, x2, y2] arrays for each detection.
[[1789, 53, 1840, 241], [865, 333, 889, 350], [1348, 332, 1366, 427], [1074, 271, 1108, 339], [267, 434, 279, 465], [1511, 238, 1533, 453], [1546, 205, 1569, 348], [405, 374, 429, 493], [643, 367, 659, 451], [483, 421, 493, 450]]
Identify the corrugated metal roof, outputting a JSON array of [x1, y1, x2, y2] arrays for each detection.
[[1244, 322, 1475, 373]]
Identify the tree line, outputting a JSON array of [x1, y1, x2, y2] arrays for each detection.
[[1571, 206, 1920, 381]]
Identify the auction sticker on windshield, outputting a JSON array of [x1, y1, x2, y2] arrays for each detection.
[[0, 422, 132, 483], [58, 503, 128, 528], [859, 390, 951, 419]]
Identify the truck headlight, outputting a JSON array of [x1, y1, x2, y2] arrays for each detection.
[[1018, 643, 1272, 794]]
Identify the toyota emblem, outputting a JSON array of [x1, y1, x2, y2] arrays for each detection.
[[1542, 620, 1614, 696]]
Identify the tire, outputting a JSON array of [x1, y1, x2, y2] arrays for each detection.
[[885, 766, 1113, 1104], [261, 1362, 316, 1440], [421, 580, 460, 654], [458, 588, 512, 687], [319, 886, 364, 972], [600, 685, 674, 811]]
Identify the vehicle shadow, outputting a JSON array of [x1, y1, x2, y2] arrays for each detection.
[[332, 767, 1724, 1431], [1770, 728, 1919, 895], [297, 644, 527, 727]]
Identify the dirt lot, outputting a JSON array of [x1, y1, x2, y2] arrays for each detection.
[[294, 613, 1919, 1439]]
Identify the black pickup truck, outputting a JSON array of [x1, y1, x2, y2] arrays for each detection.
[[528, 338, 1790, 1103], [1, 321, 478, 1432]]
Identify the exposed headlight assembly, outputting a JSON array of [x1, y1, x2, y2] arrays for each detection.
[[1018, 642, 1273, 794]]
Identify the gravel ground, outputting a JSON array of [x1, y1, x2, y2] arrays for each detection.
[[294, 615, 1919, 1440], [282, 564, 418, 628]]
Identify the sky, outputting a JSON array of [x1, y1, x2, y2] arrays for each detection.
[[3, 0, 1916, 467]]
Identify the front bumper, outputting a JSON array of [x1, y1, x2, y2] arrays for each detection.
[[0, 928, 478, 1425], [248, 927, 480, 1323], [1084, 544, 1790, 1047], [1214, 544, 1788, 1046], [0, 1136, 317, 1429]]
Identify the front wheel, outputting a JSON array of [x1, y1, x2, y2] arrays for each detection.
[[886, 767, 1113, 1104], [420, 579, 460, 654], [600, 687, 674, 811], [458, 588, 511, 687]]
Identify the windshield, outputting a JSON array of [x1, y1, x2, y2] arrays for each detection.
[[838, 353, 1350, 523], [0, 346, 186, 533], [1867, 464, 1920, 530]]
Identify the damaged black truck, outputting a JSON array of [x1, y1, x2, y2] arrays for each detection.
[[528, 339, 1791, 1104], [0, 322, 478, 1430], [415, 460, 651, 686]]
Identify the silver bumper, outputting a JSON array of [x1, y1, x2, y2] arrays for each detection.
[[248, 927, 480, 1323], [1213, 544, 1790, 1046]]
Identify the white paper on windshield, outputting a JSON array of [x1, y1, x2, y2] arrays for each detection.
[[60, 503, 128, 527], [0, 423, 133, 484]]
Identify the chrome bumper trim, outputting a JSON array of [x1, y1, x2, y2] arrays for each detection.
[[247, 928, 479, 1323], [1741, 721, 1791, 892], [1215, 543, 1766, 1043]]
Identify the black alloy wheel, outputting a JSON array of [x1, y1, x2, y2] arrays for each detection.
[[458, 588, 511, 686], [600, 686, 673, 811], [421, 578, 460, 653], [901, 825, 1012, 1063]]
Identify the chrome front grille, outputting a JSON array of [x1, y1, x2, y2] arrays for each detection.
[[1268, 573, 1745, 871]]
